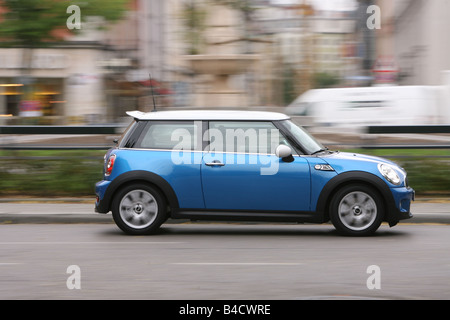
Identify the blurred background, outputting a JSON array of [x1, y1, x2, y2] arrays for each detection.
[[0, 0, 449, 124], [0, 0, 449, 199]]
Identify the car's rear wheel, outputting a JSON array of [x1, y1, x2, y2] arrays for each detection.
[[112, 184, 167, 235], [329, 184, 384, 236]]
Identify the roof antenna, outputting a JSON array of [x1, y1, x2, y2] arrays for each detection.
[[149, 73, 157, 112]]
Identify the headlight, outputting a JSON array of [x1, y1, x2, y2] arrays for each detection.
[[378, 163, 401, 186]]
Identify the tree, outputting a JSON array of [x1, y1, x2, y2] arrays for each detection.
[[181, 2, 208, 55], [0, 0, 129, 119], [312, 72, 340, 88], [0, 0, 129, 70], [0, 0, 128, 46]]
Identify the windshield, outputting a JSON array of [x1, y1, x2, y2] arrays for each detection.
[[280, 120, 325, 155]]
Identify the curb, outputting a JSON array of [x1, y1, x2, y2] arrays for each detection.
[[0, 198, 94, 204], [0, 213, 113, 225]]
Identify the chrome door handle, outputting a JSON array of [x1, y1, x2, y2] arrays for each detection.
[[205, 161, 225, 167]]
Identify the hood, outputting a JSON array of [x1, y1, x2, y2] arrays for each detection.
[[323, 151, 397, 165], [318, 151, 401, 174]]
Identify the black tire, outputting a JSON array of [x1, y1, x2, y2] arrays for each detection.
[[329, 184, 385, 236], [112, 183, 167, 235]]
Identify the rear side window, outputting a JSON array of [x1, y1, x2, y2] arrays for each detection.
[[118, 120, 139, 148], [133, 121, 200, 150]]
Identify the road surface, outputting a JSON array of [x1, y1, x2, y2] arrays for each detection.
[[0, 222, 450, 300]]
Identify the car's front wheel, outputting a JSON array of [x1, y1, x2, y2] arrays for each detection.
[[112, 184, 167, 235], [329, 184, 384, 236]]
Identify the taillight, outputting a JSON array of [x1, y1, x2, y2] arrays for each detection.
[[105, 154, 116, 176]]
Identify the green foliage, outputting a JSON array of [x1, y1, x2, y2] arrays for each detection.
[[0, 0, 129, 47], [213, 0, 255, 15], [0, 150, 105, 197], [76, 0, 129, 22], [1, 149, 449, 198], [343, 149, 450, 196], [180, 2, 208, 55], [401, 158, 450, 196], [312, 72, 340, 88]]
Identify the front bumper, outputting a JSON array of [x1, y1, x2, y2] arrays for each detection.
[[388, 186, 415, 225]]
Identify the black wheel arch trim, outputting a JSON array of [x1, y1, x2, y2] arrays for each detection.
[[316, 171, 399, 224], [97, 170, 179, 213]]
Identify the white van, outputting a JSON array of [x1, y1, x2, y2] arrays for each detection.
[[286, 86, 442, 128]]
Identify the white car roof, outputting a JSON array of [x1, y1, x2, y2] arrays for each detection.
[[126, 110, 290, 121]]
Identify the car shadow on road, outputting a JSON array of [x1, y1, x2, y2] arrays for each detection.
[[102, 222, 412, 238]]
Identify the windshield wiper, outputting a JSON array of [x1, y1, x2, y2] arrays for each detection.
[[311, 147, 329, 155]]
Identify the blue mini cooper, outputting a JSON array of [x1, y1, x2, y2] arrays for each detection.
[[95, 110, 414, 236]]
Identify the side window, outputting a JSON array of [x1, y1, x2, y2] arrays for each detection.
[[118, 120, 139, 148], [134, 121, 200, 150], [208, 121, 293, 154]]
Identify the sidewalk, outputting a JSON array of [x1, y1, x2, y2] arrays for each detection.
[[0, 200, 110, 224], [0, 198, 449, 225]]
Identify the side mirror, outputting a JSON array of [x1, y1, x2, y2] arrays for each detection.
[[275, 145, 294, 162]]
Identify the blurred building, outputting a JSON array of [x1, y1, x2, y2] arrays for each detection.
[[312, 10, 359, 82], [181, 1, 269, 108], [0, 0, 391, 122], [0, 3, 138, 124], [104, 0, 263, 110], [0, 27, 108, 124], [102, 0, 166, 118], [104, 0, 193, 112], [394, 0, 450, 86], [251, 2, 314, 104], [251, 1, 364, 104], [356, 0, 450, 87], [0, 0, 183, 123], [347, 0, 377, 86]]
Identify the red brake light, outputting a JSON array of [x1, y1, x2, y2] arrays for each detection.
[[105, 154, 116, 176]]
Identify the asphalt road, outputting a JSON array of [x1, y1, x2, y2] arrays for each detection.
[[0, 204, 450, 300]]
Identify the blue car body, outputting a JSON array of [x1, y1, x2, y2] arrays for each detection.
[[95, 110, 414, 236]]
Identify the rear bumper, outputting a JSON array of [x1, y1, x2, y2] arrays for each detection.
[[95, 180, 111, 213]]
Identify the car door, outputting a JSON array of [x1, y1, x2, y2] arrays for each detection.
[[201, 121, 311, 212]]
